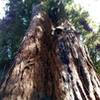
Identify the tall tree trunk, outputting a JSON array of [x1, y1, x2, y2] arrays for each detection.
[[0, 4, 100, 100]]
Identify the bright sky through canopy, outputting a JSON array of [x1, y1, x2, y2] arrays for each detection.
[[74, 0, 100, 24], [0, 0, 8, 19]]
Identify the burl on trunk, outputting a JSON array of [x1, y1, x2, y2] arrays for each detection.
[[0, 4, 100, 100]]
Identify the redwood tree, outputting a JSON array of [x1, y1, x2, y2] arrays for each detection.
[[0, 2, 100, 100]]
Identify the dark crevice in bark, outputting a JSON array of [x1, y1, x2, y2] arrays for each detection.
[[76, 82, 87, 100], [74, 58, 90, 96], [73, 89, 79, 100], [94, 92, 100, 100], [57, 39, 70, 65]]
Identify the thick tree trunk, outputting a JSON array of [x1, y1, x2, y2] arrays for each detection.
[[0, 4, 100, 100]]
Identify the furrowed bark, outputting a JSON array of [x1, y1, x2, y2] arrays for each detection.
[[0, 10, 54, 100], [0, 4, 100, 100], [46, 21, 100, 100]]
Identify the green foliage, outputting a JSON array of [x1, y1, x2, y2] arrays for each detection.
[[0, 0, 26, 70]]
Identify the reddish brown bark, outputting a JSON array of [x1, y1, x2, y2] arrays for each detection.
[[0, 4, 100, 100]]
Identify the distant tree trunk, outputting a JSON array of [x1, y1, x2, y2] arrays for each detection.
[[0, 4, 100, 100]]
